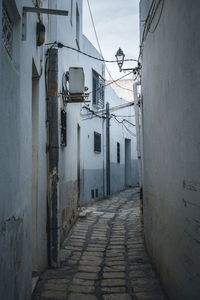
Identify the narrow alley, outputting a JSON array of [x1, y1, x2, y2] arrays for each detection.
[[32, 188, 167, 300], [1, 1, 200, 299]]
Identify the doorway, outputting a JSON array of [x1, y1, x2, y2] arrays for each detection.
[[125, 138, 131, 187]]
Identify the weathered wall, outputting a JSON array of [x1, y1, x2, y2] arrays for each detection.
[[56, 0, 83, 243], [0, 1, 32, 298], [140, 0, 200, 299], [0, 0, 50, 297]]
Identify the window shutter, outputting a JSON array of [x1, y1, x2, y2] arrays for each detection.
[[92, 73, 98, 105]]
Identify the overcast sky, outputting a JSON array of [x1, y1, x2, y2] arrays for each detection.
[[82, 0, 140, 80]]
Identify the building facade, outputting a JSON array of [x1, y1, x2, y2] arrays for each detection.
[[0, 0, 138, 299], [139, 0, 200, 299]]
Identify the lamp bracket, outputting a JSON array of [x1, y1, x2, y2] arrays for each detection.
[[22, 7, 68, 41]]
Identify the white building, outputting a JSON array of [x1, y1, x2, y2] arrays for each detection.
[[0, 0, 138, 298]]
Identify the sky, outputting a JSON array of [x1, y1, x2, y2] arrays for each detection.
[[82, 0, 140, 80]]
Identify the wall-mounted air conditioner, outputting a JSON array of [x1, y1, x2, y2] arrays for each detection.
[[69, 67, 85, 95]]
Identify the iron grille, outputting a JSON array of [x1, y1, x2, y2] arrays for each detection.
[[2, 5, 13, 57], [92, 71, 104, 108]]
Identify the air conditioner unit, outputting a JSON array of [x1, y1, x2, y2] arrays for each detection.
[[69, 67, 85, 94]]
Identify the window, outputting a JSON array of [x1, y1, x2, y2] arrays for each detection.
[[76, 4, 80, 47], [92, 70, 105, 108], [61, 109, 67, 147], [94, 132, 101, 153], [2, 4, 13, 57], [117, 142, 120, 163]]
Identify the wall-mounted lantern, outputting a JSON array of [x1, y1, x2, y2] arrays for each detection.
[[115, 47, 141, 74], [36, 22, 45, 46]]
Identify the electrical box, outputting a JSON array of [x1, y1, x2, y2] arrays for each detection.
[[69, 67, 85, 94]]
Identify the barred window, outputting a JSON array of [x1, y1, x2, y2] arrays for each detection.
[[94, 131, 101, 153], [2, 5, 13, 57], [92, 71, 105, 108]]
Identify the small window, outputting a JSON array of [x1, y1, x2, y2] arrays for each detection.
[[91, 189, 94, 198], [2, 4, 13, 57], [92, 70, 105, 108], [96, 189, 98, 198], [94, 132, 101, 153], [61, 108, 67, 147], [117, 142, 120, 163]]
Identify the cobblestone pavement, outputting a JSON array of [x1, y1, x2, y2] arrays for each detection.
[[32, 188, 168, 300]]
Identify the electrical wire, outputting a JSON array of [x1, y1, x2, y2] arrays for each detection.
[[111, 115, 135, 127], [110, 80, 134, 93], [111, 114, 135, 118], [149, 0, 164, 33], [81, 102, 135, 125], [82, 101, 134, 118], [123, 123, 136, 137], [45, 42, 138, 64], [86, 0, 136, 93], [88, 70, 134, 95], [123, 119, 135, 127], [138, 0, 164, 62], [111, 116, 136, 137], [82, 105, 106, 120]]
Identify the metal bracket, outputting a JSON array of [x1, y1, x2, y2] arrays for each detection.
[[22, 7, 69, 41], [64, 93, 90, 104]]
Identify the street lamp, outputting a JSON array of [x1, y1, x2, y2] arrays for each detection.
[[115, 48, 140, 74], [115, 48, 125, 72]]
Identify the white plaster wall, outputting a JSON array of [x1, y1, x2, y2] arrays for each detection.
[[140, 0, 200, 299], [54, 0, 84, 239], [0, 0, 55, 297], [80, 36, 106, 204], [106, 85, 138, 194], [79, 39, 138, 204]]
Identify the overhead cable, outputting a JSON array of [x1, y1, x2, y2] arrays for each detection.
[[45, 41, 138, 63], [138, 0, 164, 61], [82, 101, 134, 118], [86, 0, 136, 93], [88, 70, 135, 95]]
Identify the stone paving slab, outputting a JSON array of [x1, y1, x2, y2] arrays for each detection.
[[32, 188, 168, 300]]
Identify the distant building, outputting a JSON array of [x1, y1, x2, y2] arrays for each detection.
[[109, 79, 136, 102]]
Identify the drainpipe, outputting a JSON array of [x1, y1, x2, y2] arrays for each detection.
[[133, 82, 143, 200], [47, 48, 60, 268]]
